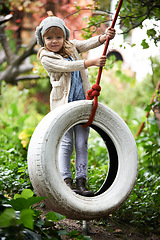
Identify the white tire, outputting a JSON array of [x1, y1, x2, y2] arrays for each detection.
[[27, 100, 138, 220]]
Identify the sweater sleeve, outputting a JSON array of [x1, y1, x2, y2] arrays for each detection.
[[71, 35, 102, 53], [41, 56, 86, 73]]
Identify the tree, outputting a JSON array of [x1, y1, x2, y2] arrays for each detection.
[[0, 18, 37, 86], [0, 0, 95, 88], [118, 0, 160, 131], [119, 0, 160, 45]]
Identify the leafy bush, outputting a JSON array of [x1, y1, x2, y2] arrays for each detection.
[[87, 129, 109, 192], [136, 117, 160, 173], [0, 189, 91, 239], [0, 83, 44, 196], [0, 113, 32, 195], [112, 168, 160, 235], [0, 145, 31, 196]]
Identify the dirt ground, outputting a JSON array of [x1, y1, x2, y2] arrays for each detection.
[[41, 206, 159, 240], [57, 217, 160, 240]]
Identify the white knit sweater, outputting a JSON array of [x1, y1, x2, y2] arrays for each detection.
[[39, 35, 102, 110]]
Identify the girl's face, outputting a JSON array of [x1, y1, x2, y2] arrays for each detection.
[[43, 27, 64, 53]]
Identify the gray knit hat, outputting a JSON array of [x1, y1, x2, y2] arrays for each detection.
[[35, 16, 70, 46]]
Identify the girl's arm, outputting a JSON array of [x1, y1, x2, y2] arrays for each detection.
[[72, 28, 116, 53], [84, 55, 107, 68]]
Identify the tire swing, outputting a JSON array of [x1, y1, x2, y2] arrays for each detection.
[[27, 0, 138, 220], [27, 100, 138, 220]]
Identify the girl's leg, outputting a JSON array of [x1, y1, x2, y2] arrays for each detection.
[[74, 125, 90, 179], [59, 127, 73, 180]]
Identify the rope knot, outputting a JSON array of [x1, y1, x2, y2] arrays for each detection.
[[86, 84, 101, 100]]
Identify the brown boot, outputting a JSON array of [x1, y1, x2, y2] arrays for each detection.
[[64, 178, 74, 190], [75, 178, 94, 197]]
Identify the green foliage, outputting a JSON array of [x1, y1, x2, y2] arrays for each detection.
[[0, 189, 46, 238], [114, 60, 136, 85], [82, 14, 109, 39], [151, 57, 160, 87], [119, 0, 160, 45], [87, 130, 109, 192], [0, 189, 91, 239], [0, 145, 31, 196], [112, 168, 160, 235], [141, 39, 149, 49], [0, 83, 44, 196], [136, 116, 160, 174]]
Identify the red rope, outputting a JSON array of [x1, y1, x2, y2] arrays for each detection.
[[82, 0, 124, 128]]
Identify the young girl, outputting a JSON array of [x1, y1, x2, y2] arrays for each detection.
[[36, 16, 115, 196]]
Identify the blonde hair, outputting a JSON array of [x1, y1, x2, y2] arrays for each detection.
[[37, 26, 74, 59]]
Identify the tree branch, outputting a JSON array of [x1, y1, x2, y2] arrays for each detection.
[[0, 36, 37, 85], [15, 74, 48, 82], [120, 3, 160, 34], [0, 25, 16, 64], [14, 38, 37, 66], [135, 81, 160, 137], [0, 50, 7, 65], [63, 8, 111, 20]]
